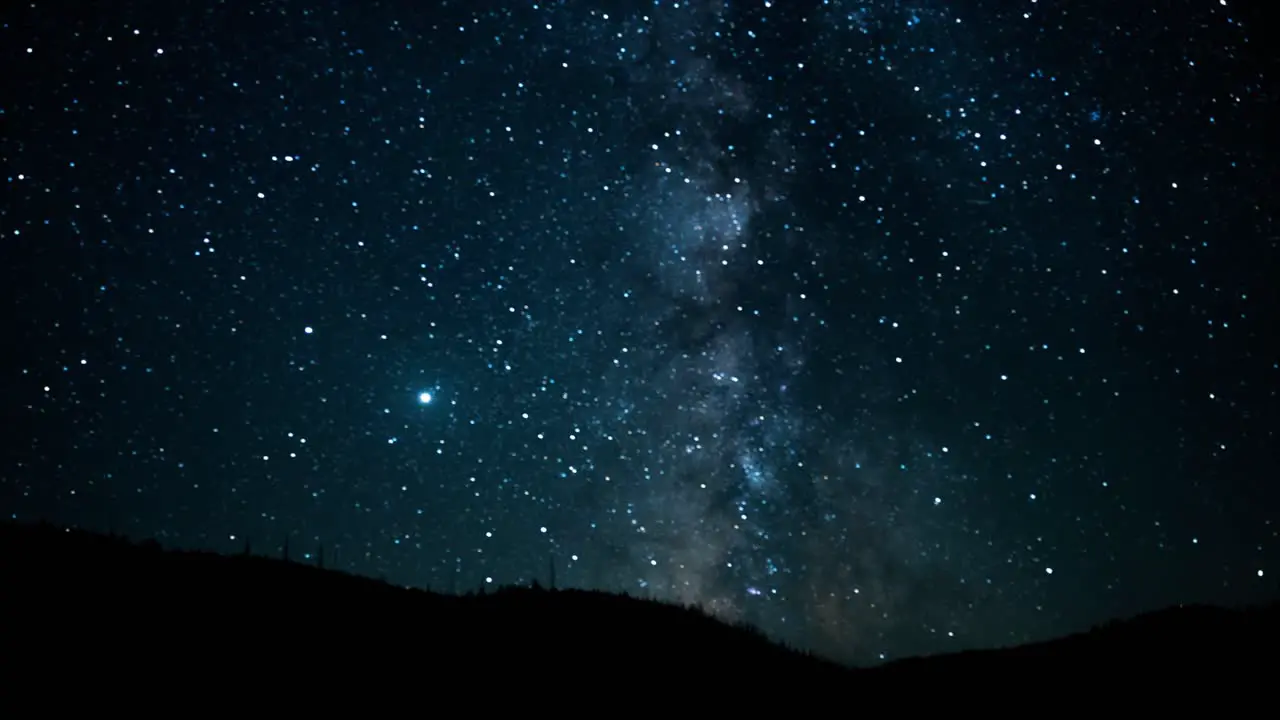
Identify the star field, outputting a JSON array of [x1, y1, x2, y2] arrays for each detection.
[[2, 0, 1277, 664]]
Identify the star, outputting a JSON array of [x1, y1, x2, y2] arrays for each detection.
[[417, 391, 433, 405]]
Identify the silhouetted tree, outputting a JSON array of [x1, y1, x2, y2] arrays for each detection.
[[316, 543, 325, 570], [242, 539, 252, 556]]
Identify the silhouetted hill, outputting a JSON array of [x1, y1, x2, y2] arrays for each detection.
[[0, 521, 851, 686], [873, 601, 1280, 679], [1, 521, 1275, 698]]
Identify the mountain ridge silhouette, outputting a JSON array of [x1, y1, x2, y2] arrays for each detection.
[[1, 520, 1274, 697]]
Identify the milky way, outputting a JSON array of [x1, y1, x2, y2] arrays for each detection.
[[569, 0, 1000, 651]]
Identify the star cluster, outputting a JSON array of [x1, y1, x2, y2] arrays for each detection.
[[2, 0, 1276, 664]]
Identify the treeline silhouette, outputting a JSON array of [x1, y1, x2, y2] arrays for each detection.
[[0, 520, 1275, 695]]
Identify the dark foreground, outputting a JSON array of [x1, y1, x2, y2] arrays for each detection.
[[0, 521, 1275, 701]]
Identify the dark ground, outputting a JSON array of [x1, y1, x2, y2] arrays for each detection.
[[1, 520, 1275, 702]]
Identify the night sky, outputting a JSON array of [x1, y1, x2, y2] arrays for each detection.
[[3, 0, 1277, 665]]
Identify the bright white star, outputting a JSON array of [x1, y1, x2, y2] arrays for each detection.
[[418, 391, 433, 405]]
